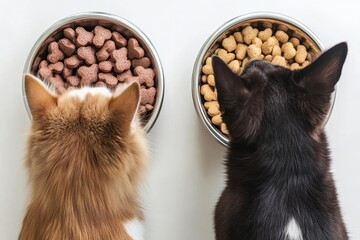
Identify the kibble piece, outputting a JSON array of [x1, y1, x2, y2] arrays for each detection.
[[242, 26, 259, 45], [235, 44, 247, 60], [99, 61, 113, 73], [99, 73, 118, 87], [264, 55, 273, 62], [290, 63, 301, 70], [111, 48, 131, 73], [275, 30, 289, 44], [222, 35, 237, 52], [220, 123, 229, 134], [132, 57, 151, 68], [128, 38, 145, 60], [233, 32, 244, 43], [201, 75, 207, 83], [272, 56, 287, 67], [112, 32, 127, 48], [207, 74, 215, 86], [48, 62, 64, 74], [258, 28, 272, 41], [302, 60, 310, 68], [281, 42, 296, 60], [217, 49, 235, 64], [262, 37, 279, 55], [38, 60, 52, 80], [228, 60, 241, 73], [66, 76, 80, 86], [58, 38, 76, 57], [289, 37, 300, 47], [204, 101, 220, 117], [134, 66, 155, 88], [77, 64, 99, 86], [201, 84, 216, 101], [93, 26, 112, 48], [247, 44, 262, 59], [272, 45, 281, 57], [251, 37, 262, 48], [295, 45, 307, 64], [64, 55, 82, 69], [47, 42, 64, 63], [211, 115, 222, 126], [75, 27, 94, 46], [77, 46, 96, 65], [242, 57, 250, 67]]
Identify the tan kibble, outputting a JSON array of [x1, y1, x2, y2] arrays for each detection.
[[221, 123, 229, 134], [252, 37, 263, 48], [262, 37, 279, 55], [202, 64, 213, 75], [272, 45, 281, 57], [264, 55, 273, 62], [295, 45, 307, 64], [233, 31, 244, 43], [217, 49, 235, 64], [242, 26, 259, 45], [222, 35, 237, 52], [281, 42, 296, 59], [275, 30, 289, 44], [258, 28, 272, 41], [290, 63, 301, 70], [212, 114, 222, 126], [302, 60, 310, 68], [206, 57, 212, 65], [242, 57, 250, 67], [289, 38, 300, 47], [201, 75, 207, 83], [207, 74, 215, 86], [272, 56, 287, 67], [263, 22, 272, 28], [277, 24, 289, 32], [235, 43, 247, 60], [307, 53, 312, 61], [228, 60, 241, 73], [247, 44, 262, 59], [201, 84, 216, 101], [204, 101, 220, 117]]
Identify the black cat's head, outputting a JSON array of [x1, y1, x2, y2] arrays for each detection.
[[212, 42, 348, 143]]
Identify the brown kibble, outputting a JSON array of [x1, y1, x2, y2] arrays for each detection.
[[140, 87, 156, 105], [58, 38, 76, 57], [111, 48, 131, 73], [127, 38, 145, 60], [217, 49, 235, 64], [63, 28, 76, 43], [116, 69, 133, 82], [258, 28, 272, 41], [93, 26, 112, 48], [64, 55, 82, 68], [275, 30, 289, 44], [98, 73, 118, 87], [134, 66, 155, 87], [99, 61, 113, 73], [295, 45, 307, 64], [112, 31, 127, 48], [77, 64, 99, 86], [96, 40, 116, 62], [48, 62, 64, 74], [132, 57, 151, 68], [47, 42, 64, 63], [66, 76, 80, 86], [272, 55, 287, 67], [38, 60, 52, 79], [222, 35, 237, 52], [233, 32, 244, 43], [77, 46, 96, 65], [75, 27, 94, 46]]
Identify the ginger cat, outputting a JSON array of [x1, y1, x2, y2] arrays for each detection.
[[19, 74, 147, 240]]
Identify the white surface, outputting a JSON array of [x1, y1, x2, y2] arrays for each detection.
[[0, 0, 359, 239]]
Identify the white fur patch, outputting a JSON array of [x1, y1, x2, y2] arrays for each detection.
[[124, 218, 144, 240], [67, 87, 111, 101], [285, 217, 303, 240]]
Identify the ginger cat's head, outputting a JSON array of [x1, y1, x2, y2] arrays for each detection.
[[24, 74, 147, 201]]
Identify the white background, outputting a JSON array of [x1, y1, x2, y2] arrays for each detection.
[[0, 0, 359, 239]]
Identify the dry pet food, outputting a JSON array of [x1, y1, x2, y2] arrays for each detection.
[[200, 22, 314, 135], [36, 26, 157, 116]]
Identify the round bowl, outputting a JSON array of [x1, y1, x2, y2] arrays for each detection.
[[23, 12, 164, 133], [192, 12, 330, 146]]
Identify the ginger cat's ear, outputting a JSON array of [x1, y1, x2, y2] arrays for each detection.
[[24, 74, 57, 119], [109, 81, 140, 132]]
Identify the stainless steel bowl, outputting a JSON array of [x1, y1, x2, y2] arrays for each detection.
[[23, 12, 164, 133], [192, 12, 330, 146]]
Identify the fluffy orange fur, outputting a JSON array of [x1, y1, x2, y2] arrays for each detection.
[[19, 74, 148, 239]]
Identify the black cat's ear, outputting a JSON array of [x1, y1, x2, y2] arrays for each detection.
[[293, 42, 347, 94], [212, 55, 248, 106]]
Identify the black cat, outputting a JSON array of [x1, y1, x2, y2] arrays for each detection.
[[212, 42, 348, 240]]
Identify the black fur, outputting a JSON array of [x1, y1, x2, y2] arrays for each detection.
[[213, 42, 348, 240]]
